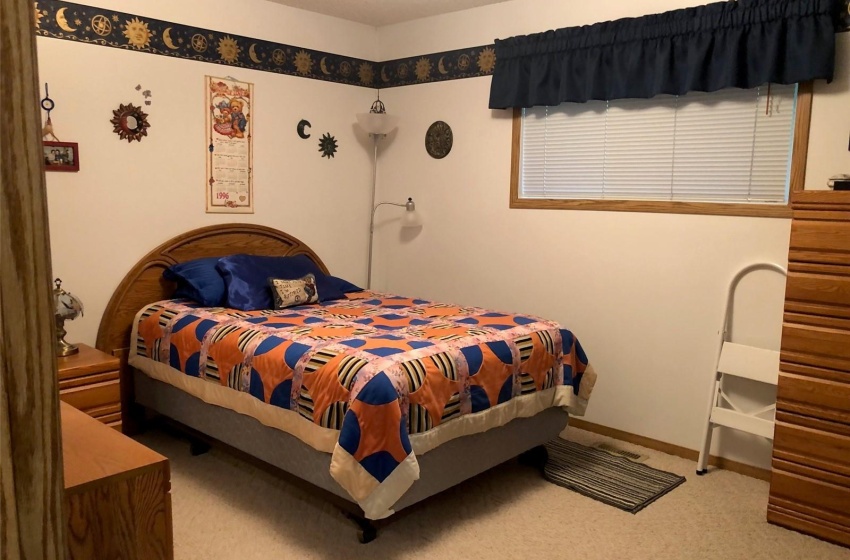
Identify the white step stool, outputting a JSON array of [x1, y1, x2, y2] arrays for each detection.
[[696, 262, 786, 475]]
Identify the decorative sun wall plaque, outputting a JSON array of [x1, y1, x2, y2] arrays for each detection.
[[425, 121, 453, 159], [110, 103, 150, 142], [206, 75, 254, 213], [319, 133, 338, 159]]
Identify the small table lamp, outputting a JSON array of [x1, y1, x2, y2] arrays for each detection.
[[53, 278, 83, 356]]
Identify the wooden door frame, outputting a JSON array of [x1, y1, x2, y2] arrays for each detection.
[[0, 0, 66, 558]]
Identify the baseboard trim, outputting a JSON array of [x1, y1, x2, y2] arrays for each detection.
[[569, 418, 772, 482]]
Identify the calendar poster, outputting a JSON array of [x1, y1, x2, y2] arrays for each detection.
[[206, 76, 253, 213]]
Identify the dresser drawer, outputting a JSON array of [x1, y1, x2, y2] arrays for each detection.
[[773, 422, 850, 478], [785, 271, 850, 309], [777, 373, 850, 425], [769, 469, 850, 529], [781, 323, 850, 372], [60, 379, 120, 414], [790, 219, 850, 266], [768, 503, 850, 548]]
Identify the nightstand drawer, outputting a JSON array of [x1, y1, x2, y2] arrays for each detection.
[[60, 379, 120, 414], [58, 370, 119, 392], [57, 344, 121, 381]]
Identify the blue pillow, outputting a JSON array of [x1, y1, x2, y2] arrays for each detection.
[[217, 254, 345, 311], [162, 257, 227, 307], [327, 275, 363, 294]]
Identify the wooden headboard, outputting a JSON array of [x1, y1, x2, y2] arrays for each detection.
[[95, 223, 329, 431]]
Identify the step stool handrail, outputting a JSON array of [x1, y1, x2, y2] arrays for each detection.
[[697, 261, 787, 476], [718, 262, 788, 349]]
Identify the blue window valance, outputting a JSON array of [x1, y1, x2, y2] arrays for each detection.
[[489, 0, 840, 109]]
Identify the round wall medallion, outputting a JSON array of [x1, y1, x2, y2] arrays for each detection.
[[425, 120, 453, 159], [110, 103, 150, 143]]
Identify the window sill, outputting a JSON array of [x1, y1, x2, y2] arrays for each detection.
[[510, 197, 793, 218]]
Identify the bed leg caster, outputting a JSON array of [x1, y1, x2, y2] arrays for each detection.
[[519, 445, 549, 470], [347, 513, 378, 544], [696, 469, 708, 476], [189, 439, 211, 456]]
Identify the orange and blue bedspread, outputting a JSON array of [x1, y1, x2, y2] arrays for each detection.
[[133, 290, 595, 518]]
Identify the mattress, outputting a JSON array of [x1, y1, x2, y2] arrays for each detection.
[[129, 290, 597, 518]]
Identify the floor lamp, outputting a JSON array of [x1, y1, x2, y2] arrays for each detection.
[[356, 94, 421, 289]]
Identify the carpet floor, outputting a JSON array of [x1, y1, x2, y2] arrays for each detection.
[[136, 426, 850, 560]]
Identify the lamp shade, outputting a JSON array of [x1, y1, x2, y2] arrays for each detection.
[[54, 279, 83, 320], [53, 278, 83, 357], [356, 112, 399, 136], [402, 199, 422, 228], [402, 210, 422, 227]]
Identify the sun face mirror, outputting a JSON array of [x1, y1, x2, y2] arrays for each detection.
[[110, 103, 150, 142]]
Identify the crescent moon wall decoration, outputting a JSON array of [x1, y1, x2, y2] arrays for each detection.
[[297, 119, 311, 139], [162, 27, 179, 50], [319, 57, 331, 75], [249, 44, 262, 64], [437, 57, 449, 75], [56, 7, 77, 33]]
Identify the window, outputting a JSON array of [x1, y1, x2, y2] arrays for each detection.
[[511, 83, 813, 218]]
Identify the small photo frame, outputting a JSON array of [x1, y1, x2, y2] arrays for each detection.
[[43, 141, 79, 172]]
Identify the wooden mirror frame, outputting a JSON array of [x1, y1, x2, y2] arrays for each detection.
[[110, 102, 150, 143]]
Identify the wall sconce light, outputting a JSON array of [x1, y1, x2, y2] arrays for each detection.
[[368, 198, 422, 289]]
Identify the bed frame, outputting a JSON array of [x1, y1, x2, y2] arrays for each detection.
[[96, 223, 568, 542]]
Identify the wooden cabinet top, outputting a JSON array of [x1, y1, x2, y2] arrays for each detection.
[[57, 343, 120, 381], [61, 401, 167, 493]]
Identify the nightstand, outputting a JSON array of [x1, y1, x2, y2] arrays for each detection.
[[57, 343, 122, 430]]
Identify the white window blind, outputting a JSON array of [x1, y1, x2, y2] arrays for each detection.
[[520, 84, 797, 204]]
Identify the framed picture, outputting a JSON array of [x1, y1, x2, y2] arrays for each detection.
[[43, 141, 79, 172]]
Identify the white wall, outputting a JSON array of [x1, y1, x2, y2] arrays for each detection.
[[373, 0, 825, 469], [807, 34, 850, 190], [39, 0, 378, 345]]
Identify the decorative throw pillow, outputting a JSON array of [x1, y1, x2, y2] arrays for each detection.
[[162, 257, 227, 307], [269, 274, 319, 309]]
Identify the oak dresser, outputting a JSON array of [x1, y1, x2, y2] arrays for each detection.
[[768, 190, 850, 547], [62, 401, 173, 559]]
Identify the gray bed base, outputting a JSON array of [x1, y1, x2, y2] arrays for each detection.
[[134, 371, 568, 528]]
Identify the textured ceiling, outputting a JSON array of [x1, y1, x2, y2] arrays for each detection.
[[265, 0, 512, 27]]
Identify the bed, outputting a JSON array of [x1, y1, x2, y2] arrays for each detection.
[[96, 223, 597, 541]]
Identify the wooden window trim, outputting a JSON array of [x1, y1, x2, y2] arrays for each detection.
[[509, 81, 814, 219]]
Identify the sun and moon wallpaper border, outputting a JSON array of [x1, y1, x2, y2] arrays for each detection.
[[34, 0, 497, 89], [34, 0, 850, 89]]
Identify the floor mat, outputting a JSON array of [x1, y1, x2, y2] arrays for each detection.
[[544, 438, 686, 513]]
